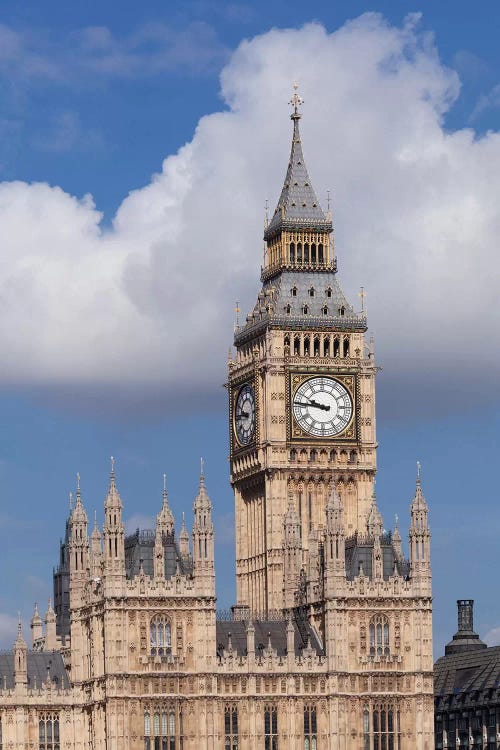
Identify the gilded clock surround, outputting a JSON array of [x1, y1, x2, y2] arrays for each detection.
[[288, 370, 357, 442]]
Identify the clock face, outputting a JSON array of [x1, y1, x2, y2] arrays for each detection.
[[293, 376, 353, 437], [234, 384, 256, 446]]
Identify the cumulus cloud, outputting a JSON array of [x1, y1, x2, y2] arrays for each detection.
[[1, 13, 500, 417], [484, 626, 500, 647]]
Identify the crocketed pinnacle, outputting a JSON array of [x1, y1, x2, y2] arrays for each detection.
[[411, 461, 428, 513], [265, 86, 332, 240], [367, 493, 383, 537], [15, 615, 26, 646], [194, 459, 211, 511], [179, 512, 189, 542], [91, 511, 101, 541], [105, 456, 122, 509], [327, 482, 342, 512], [157, 474, 175, 527], [31, 603, 42, 627], [72, 473, 88, 524]]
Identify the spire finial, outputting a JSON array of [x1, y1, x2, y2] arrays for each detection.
[[110, 456, 115, 477], [289, 81, 303, 118], [234, 301, 240, 332], [69, 491, 73, 511], [17, 611, 22, 634], [76, 472, 80, 492], [163, 473, 167, 494], [359, 286, 366, 314], [395, 513, 399, 529], [417, 460, 421, 483], [200, 457, 204, 479]]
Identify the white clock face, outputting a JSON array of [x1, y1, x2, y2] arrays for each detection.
[[293, 376, 353, 437], [234, 384, 256, 446]]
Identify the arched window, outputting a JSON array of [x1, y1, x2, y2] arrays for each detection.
[[297, 243, 303, 263], [264, 705, 278, 750], [285, 304, 291, 315], [150, 616, 172, 656], [322, 306, 328, 316], [369, 615, 390, 656], [370, 703, 398, 750], [311, 243, 317, 263], [39, 713, 60, 750], [144, 706, 178, 750], [323, 337, 330, 357], [343, 337, 350, 357], [363, 707, 370, 750], [304, 336, 310, 355], [294, 336, 300, 356], [304, 243, 310, 263], [326, 287, 332, 298], [304, 704, 317, 750], [313, 337, 320, 356], [333, 337, 340, 358], [290, 242, 295, 263], [224, 705, 239, 750], [339, 305, 345, 316], [318, 243, 324, 263], [308, 287, 315, 297], [291, 286, 297, 297], [303, 305, 309, 315]]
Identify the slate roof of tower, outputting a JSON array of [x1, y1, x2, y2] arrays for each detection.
[[0, 651, 70, 690], [235, 270, 366, 345], [264, 112, 332, 239]]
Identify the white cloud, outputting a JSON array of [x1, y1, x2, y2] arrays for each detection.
[[484, 626, 500, 647], [1, 14, 500, 416]]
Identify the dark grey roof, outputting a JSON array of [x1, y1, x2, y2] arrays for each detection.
[[0, 651, 70, 690], [216, 619, 322, 658], [434, 646, 500, 705], [345, 533, 409, 581], [235, 270, 366, 345], [265, 114, 332, 239], [125, 529, 193, 579]]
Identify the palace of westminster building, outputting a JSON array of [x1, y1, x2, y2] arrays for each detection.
[[0, 90, 436, 749]]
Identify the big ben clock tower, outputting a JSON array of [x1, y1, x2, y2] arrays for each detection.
[[229, 86, 378, 614]]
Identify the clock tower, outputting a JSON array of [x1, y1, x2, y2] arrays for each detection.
[[229, 87, 377, 615]]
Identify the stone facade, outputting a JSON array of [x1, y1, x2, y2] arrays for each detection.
[[0, 91, 434, 749]]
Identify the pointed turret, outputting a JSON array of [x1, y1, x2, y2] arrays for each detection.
[[30, 602, 43, 648], [103, 457, 125, 581], [367, 492, 383, 538], [192, 459, 215, 595], [179, 512, 190, 560], [154, 474, 175, 578], [392, 514, 403, 561], [409, 462, 431, 594], [90, 511, 103, 577], [259, 84, 341, 284], [69, 474, 90, 602], [14, 616, 27, 687], [283, 491, 302, 609], [324, 484, 346, 595], [265, 84, 332, 241], [44, 598, 57, 650]]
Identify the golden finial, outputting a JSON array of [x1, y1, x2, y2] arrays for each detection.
[[359, 286, 366, 314], [200, 457, 205, 477], [110, 456, 115, 475], [234, 301, 240, 332], [289, 81, 303, 116], [417, 461, 421, 482], [76, 472, 80, 491]]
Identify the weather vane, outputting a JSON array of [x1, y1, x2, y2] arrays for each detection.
[[289, 82, 303, 115]]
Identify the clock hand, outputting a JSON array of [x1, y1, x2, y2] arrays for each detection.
[[293, 399, 330, 412], [236, 410, 250, 419]]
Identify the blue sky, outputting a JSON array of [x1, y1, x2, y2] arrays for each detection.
[[0, 1, 499, 655]]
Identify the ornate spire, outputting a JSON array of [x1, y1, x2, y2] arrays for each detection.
[[105, 456, 122, 509], [91, 510, 101, 540], [264, 83, 332, 241], [411, 460, 428, 512], [367, 492, 383, 537], [194, 458, 211, 511], [72, 473, 87, 523]]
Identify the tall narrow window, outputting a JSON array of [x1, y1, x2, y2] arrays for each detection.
[[224, 705, 239, 750], [304, 704, 317, 749], [371, 704, 397, 750], [290, 242, 295, 263], [363, 707, 370, 750], [39, 713, 60, 750], [311, 243, 317, 263], [264, 706, 278, 750], [369, 616, 390, 657], [145, 708, 177, 750], [150, 616, 172, 656], [304, 243, 310, 263]]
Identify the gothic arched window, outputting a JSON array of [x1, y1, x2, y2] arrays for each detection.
[[150, 616, 172, 656], [144, 705, 179, 750], [304, 704, 317, 750], [39, 713, 60, 750], [224, 705, 239, 750], [264, 705, 278, 750], [369, 615, 390, 657]]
